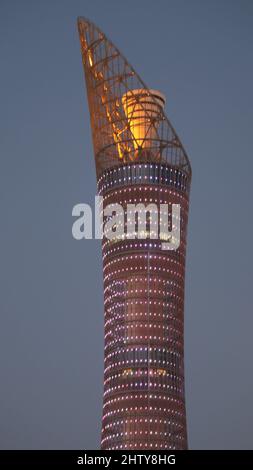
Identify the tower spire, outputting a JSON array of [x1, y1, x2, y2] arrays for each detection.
[[77, 17, 191, 179]]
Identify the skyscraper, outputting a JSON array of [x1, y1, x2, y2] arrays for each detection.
[[78, 17, 191, 450]]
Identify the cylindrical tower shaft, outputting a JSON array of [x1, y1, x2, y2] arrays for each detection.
[[99, 162, 189, 449]]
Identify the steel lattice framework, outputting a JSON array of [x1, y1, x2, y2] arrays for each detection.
[[78, 17, 191, 178], [78, 17, 192, 450]]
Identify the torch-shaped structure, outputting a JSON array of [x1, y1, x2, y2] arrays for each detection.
[[78, 17, 191, 450]]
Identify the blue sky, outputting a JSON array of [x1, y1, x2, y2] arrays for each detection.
[[0, 0, 253, 449]]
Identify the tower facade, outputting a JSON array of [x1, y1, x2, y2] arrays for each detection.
[[78, 18, 191, 450]]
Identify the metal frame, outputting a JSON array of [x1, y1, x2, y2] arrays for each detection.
[[78, 17, 191, 179]]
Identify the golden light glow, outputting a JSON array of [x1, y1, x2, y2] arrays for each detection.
[[122, 89, 165, 150], [122, 368, 134, 377], [87, 50, 93, 67]]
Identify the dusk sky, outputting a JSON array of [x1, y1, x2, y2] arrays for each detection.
[[0, 0, 253, 449]]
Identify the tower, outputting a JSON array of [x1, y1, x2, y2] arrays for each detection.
[[78, 17, 191, 450]]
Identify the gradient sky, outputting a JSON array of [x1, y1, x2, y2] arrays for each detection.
[[0, 0, 253, 450]]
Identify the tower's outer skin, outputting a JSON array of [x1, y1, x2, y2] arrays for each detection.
[[99, 164, 190, 450], [78, 17, 191, 450]]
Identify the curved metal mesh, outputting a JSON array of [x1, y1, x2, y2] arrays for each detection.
[[77, 17, 191, 179]]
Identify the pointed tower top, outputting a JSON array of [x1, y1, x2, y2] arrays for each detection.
[[77, 17, 191, 178]]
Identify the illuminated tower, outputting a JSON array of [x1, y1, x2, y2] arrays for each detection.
[[78, 17, 191, 450]]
